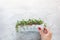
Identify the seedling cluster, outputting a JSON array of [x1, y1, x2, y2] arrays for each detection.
[[15, 18, 47, 32]]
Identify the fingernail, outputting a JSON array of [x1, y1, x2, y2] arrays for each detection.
[[44, 28, 48, 34], [44, 28, 46, 30], [38, 27, 41, 30]]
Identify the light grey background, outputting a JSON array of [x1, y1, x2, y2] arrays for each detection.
[[0, 0, 60, 40]]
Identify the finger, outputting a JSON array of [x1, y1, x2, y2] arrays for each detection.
[[38, 27, 44, 35], [38, 27, 42, 34], [43, 27, 48, 34], [44, 27, 52, 35], [38, 27, 41, 34], [38, 27, 41, 30], [45, 27, 51, 34]]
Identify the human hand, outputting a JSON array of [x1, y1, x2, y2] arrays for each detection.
[[38, 27, 52, 40]]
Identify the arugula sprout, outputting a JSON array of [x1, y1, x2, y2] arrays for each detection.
[[16, 21, 21, 32], [32, 19, 37, 24], [38, 19, 43, 25], [27, 19, 32, 25], [44, 23, 47, 27]]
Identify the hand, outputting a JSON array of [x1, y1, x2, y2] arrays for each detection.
[[38, 27, 52, 40]]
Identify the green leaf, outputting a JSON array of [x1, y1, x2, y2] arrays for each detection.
[[28, 19, 32, 25], [44, 23, 47, 27], [37, 19, 43, 25]]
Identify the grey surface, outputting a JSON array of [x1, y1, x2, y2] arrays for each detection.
[[16, 25, 42, 40], [16, 31, 41, 40], [0, 0, 60, 40]]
